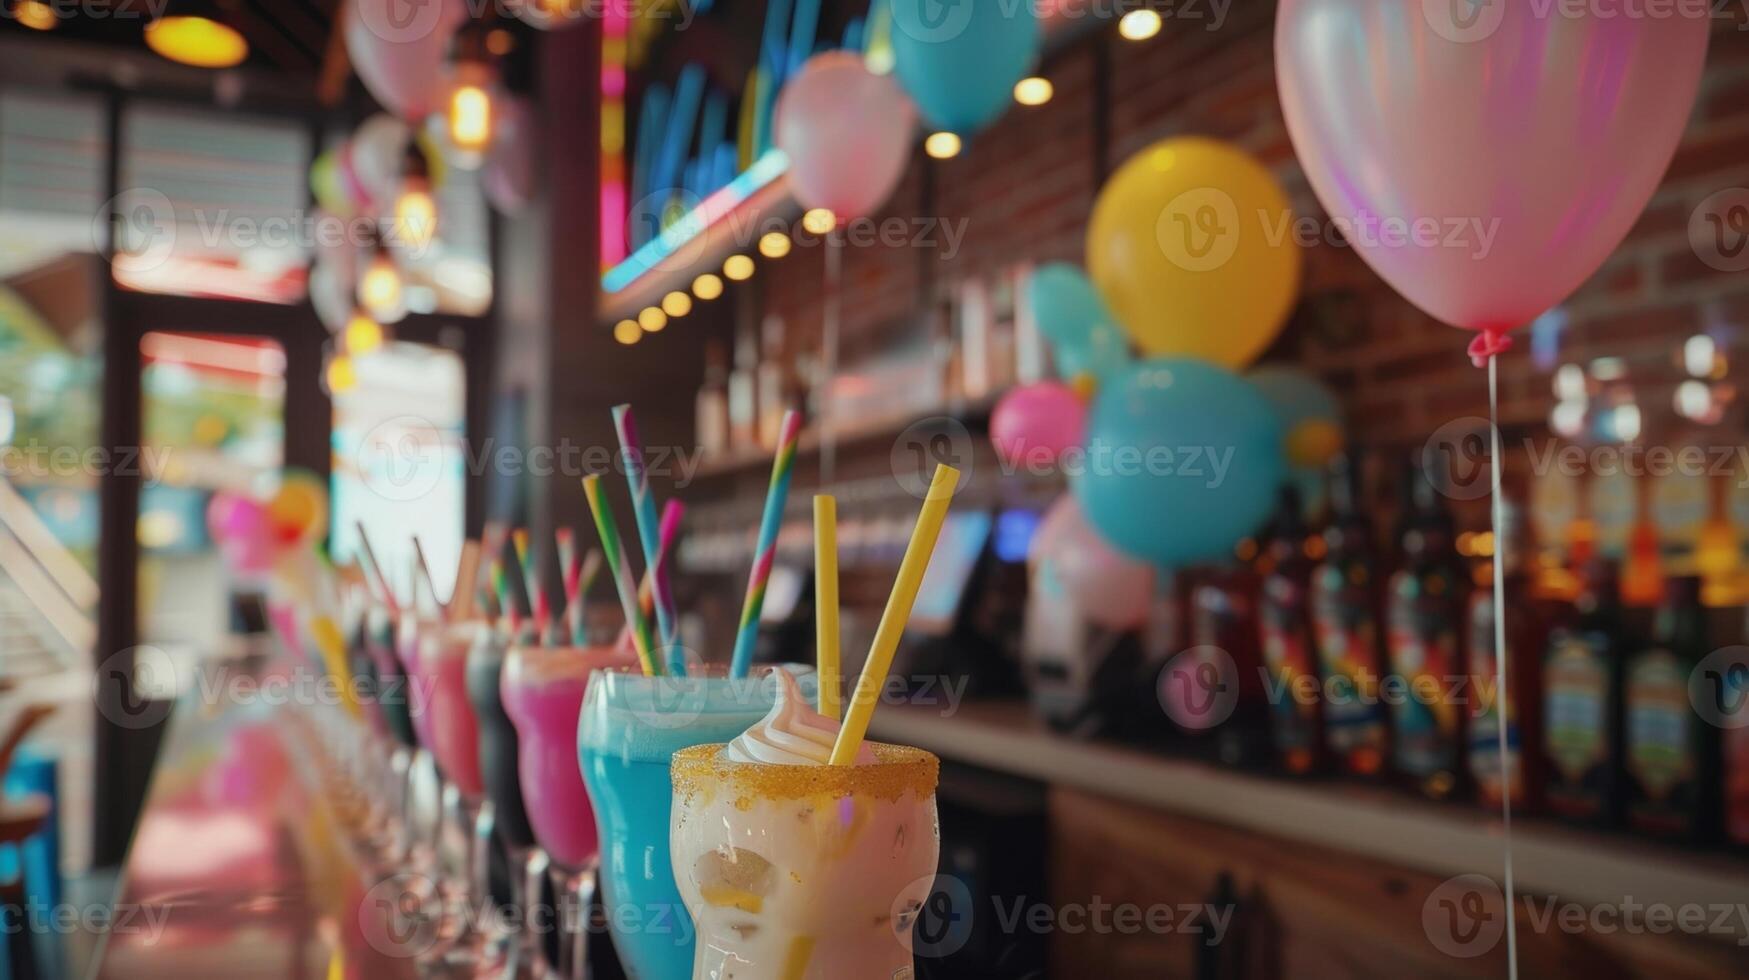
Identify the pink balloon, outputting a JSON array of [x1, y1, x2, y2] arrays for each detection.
[[344, 0, 465, 120], [1276, 2, 1708, 363], [991, 381, 1087, 471], [484, 96, 538, 214], [775, 51, 916, 220], [209, 492, 275, 574], [1032, 496, 1154, 630]]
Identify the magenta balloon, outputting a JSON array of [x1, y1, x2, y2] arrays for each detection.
[[1032, 496, 1154, 630], [991, 381, 1087, 470], [344, 0, 465, 120], [775, 51, 916, 220], [1276, 2, 1707, 356]]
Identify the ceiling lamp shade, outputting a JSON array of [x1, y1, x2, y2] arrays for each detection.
[[145, 10, 249, 69]]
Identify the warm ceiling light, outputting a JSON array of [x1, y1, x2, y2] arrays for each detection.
[[614, 319, 642, 345], [146, 16, 249, 69], [758, 232, 791, 259], [14, 1, 55, 31], [637, 306, 667, 332], [486, 28, 515, 56], [1118, 9, 1163, 41], [393, 186, 437, 253], [1014, 76, 1053, 106], [344, 313, 385, 356], [359, 249, 407, 324], [801, 208, 836, 235], [325, 354, 357, 394], [661, 290, 692, 318], [692, 273, 724, 301], [723, 254, 755, 281], [924, 132, 962, 159], [448, 84, 493, 158]]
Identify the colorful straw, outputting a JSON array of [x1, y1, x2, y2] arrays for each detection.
[[612, 404, 681, 662], [622, 500, 686, 672], [511, 528, 549, 631], [489, 556, 521, 639], [411, 536, 438, 616], [571, 548, 602, 646], [352, 521, 398, 614], [450, 539, 482, 621], [730, 409, 803, 679], [830, 464, 960, 765], [814, 495, 841, 720], [582, 475, 659, 676]]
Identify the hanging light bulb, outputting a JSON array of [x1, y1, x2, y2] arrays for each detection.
[[344, 311, 385, 356], [325, 353, 357, 395], [393, 142, 438, 254], [445, 24, 497, 167], [359, 237, 407, 325]]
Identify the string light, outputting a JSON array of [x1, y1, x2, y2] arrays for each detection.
[[1013, 77, 1053, 106], [359, 244, 407, 324], [758, 232, 792, 259], [723, 255, 755, 281], [661, 290, 692, 318], [692, 273, 724, 300], [344, 313, 385, 355], [325, 354, 357, 394], [1118, 9, 1163, 41], [924, 132, 961, 159], [614, 319, 642, 345], [638, 307, 667, 332], [801, 208, 836, 235]]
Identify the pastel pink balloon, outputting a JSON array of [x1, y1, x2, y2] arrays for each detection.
[[344, 0, 465, 120], [1032, 496, 1154, 630], [1276, 1, 1708, 361], [775, 51, 916, 220], [991, 381, 1087, 470]]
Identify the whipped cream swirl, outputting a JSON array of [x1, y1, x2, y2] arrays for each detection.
[[725, 668, 874, 765]]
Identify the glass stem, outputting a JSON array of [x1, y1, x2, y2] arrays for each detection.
[[553, 861, 599, 980]]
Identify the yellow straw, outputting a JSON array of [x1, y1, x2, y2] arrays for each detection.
[[814, 495, 841, 720], [310, 615, 361, 719], [829, 465, 959, 765]]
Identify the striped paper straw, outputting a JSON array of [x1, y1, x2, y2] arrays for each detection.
[[582, 475, 659, 676], [352, 522, 397, 614], [489, 557, 521, 638], [557, 527, 580, 610], [511, 529, 549, 630], [624, 499, 687, 673], [571, 548, 602, 646], [730, 409, 802, 678], [612, 405, 681, 661]]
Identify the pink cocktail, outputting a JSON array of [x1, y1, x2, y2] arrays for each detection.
[[500, 645, 635, 868], [411, 619, 486, 798]]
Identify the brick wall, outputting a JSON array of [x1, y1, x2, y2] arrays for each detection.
[[760, 5, 1749, 477]]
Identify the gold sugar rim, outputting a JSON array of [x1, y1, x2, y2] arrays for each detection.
[[672, 742, 939, 803]]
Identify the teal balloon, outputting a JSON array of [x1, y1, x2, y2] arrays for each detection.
[[1072, 359, 1285, 568], [890, 0, 1040, 133], [1246, 365, 1341, 431], [1026, 263, 1131, 381]]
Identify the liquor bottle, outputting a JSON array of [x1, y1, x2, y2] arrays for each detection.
[[1386, 457, 1468, 800], [1542, 559, 1627, 826], [1624, 576, 1719, 841], [1726, 604, 1749, 849], [1467, 501, 1545, 814], [1258, 486, 1324, 775], [1186, 565, 1272, 770], [1312, 454, 1390, 777], [727, 323, 757, 451], [695, 340, 730, 457]]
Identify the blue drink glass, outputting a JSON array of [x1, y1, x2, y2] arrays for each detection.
[[578, 664, 814, 980]]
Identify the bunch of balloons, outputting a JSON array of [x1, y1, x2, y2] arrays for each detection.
[[207, 470, 330, 577]]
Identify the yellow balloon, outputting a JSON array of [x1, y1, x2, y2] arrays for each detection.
[[1286, 419, 1344, 469], [267, 472, 329, 543], [1087, 137, 1302, 369]]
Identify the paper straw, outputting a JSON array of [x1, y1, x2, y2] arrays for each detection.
[[830, 464, 959, 765], [352, 522, 397, 614], [612, 404, 681, 658], [571, 548, 602, 646], [450, 540, 481, 621], [489, 557, 521, 638], [730, 409, 803, 679], [814, 495, 841, 720], [411, 537, 438, 616], [623, 500, 687, 674], [511, 529, 549, 630], [582, 475, 659, 676]]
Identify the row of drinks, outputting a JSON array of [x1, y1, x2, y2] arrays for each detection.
[[1173, 454, 1749, 849]]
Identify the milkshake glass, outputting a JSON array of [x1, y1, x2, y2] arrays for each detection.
[[670, 670, 940, 979], [579, 664, 816, 980]]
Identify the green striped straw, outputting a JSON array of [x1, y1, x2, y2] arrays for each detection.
[[730, 409, 802, 678], [582, 475, 659, 676]]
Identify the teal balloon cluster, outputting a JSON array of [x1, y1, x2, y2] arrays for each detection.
[[890, 0, 1041, 134], [1072, 358, 1285, 568], [1025, 263, 1131, 383]]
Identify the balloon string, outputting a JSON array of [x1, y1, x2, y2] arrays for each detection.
[[1488, 353, 1520, 980], [821, 235, 841, 485]]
